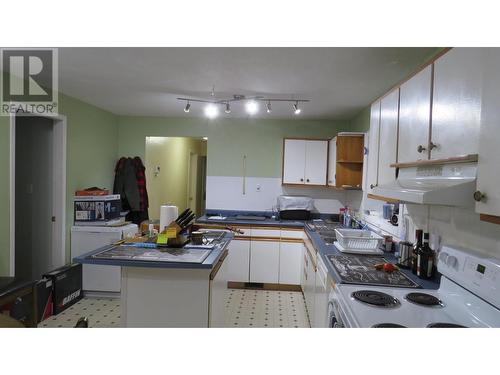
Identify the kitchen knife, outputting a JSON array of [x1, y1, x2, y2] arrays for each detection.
[[175, 209, 191, 224], [179, 213, 196, 228]]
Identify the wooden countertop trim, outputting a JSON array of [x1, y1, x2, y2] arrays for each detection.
[[390, 154, 478, 168], [280, 238, 305, 244], [480, 214, 500, 225], [367, 193, 400, 204]]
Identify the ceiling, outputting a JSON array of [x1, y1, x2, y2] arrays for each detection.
[[58, 47, 438, 120]]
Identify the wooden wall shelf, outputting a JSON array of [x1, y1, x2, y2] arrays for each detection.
[[367, 193, 400, 204], [480, 214, 500, 226], [390, 154, 478, 168]]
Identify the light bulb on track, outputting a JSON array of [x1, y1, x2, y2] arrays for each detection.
[[225, 102, 231, 114], [293, 102, 301, 115], [246, 100, 259, 115], [266, 101, 272, 113], [205, 104, 218, 119], [184, 101, 191, 113]]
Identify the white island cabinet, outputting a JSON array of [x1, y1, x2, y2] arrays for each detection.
[[283, 138, 328, 186]]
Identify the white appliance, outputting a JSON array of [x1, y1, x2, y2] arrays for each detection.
[[373, 162, 477, 207], [328, 245, 500, 327], [71, 224, 138, 293]]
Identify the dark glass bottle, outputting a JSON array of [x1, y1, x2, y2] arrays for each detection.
[[411, 229, 422, 275], [417, 232, 434, 279]]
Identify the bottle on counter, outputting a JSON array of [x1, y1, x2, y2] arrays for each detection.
[[417, 232, 435, 279], [411, 229, 423, 275]]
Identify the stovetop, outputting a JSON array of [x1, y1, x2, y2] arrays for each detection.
[[327, 254, 420, 288]]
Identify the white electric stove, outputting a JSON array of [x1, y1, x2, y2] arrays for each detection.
[[328, 245, 500, 328]]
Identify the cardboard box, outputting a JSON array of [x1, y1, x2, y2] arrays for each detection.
[[43, 264, 83, 315], [74, 194, 121, 222]]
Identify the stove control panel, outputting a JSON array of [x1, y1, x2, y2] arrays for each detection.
[[439, 245, 500, 309]]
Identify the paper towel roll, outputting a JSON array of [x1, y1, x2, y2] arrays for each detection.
[[160, 205, 179, 232]]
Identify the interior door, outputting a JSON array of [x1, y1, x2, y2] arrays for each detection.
[[366, 101, 381, 193], [431, 48, 484, 159], [283, 139, 306, 184], [378, 88, 400, 186], [398, 65, 433, 163], [188, 153, 198, 214], [304, 140, 328, 185]]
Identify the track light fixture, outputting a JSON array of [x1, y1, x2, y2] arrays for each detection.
[[293, 101, 301, 115], [177, 92, 309, 118]]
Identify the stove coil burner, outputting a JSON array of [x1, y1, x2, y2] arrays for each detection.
[[405, 292, 443, 307], [351, 290, 400, 308], [427, 323, 467, 328], [372, 323, 407, 328]]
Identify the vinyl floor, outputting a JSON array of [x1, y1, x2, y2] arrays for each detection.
[[39, 289, 310, 328]]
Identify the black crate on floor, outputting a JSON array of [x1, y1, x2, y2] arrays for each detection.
[[43, 264, 83, 315]]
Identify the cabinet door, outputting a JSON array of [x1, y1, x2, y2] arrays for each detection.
[[398, 65, 432, 162], [279, 241, 304, 285], [476, 49, 500, 216], [209, 256, 229, 328], [328, 137, 336, 186], [305, 250, 316, 327], [227, 239, 250, 282], [378, 88, 400, 186], [431, 48, 484, 159], [249, 240, 280, 283], [305, 140, 328, 185], [366, 101, 381, 193], [283, 139, 306, 184]]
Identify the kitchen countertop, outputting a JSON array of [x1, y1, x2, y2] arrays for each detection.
[[197, 214, 440, 290], [72, 232, 233, 270]]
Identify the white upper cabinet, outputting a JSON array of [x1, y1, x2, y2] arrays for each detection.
[[431, 48, 484, 159], [304, 140, 328, 185], [328, 137, 336, 186], [366, 101, 381, 193], [283, 139, 307, 184], [398, 65, 433, 163], [283, 139, 328, 186], [475, 49, 500, 217], [378, 88, 400, 186]]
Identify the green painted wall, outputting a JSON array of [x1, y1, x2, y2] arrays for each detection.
[[0, 93, 118, 275], [349, 106, 371, 132], [117, 117, 351, 178]]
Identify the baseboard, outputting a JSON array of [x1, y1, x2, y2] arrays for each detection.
[[227, 281, 302, 292]]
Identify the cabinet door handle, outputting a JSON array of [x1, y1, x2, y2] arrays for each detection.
[[300, 178, 304, 182], [370, 184, 377, 189], [473, 190, 486, 202], [429, 141, 438, 150], [417, 145, 426, 153], [306, 179, 310, 183]]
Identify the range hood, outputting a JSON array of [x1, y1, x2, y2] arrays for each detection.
[[372, 162, 477, 207]]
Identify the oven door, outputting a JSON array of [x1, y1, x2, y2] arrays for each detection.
[[327, 291, 349, 328]]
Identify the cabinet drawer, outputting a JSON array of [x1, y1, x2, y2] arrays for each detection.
[[280, 230, 304, 240], [251, 228, 281, 238]]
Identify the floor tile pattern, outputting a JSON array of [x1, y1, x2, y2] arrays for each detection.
[[224, 289, 310, 328], [39, 297, 121, 328], [39, 289, 310, 328]]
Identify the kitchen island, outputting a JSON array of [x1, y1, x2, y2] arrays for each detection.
[[73, 231, 233, 327]]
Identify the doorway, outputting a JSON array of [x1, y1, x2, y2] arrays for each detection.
[[144, 136, 207, 220], [10, 113, 67, 279]]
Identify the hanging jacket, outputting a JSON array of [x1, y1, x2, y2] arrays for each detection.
[[113, 157, 141, 211], [133, 157, 149, 212]]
